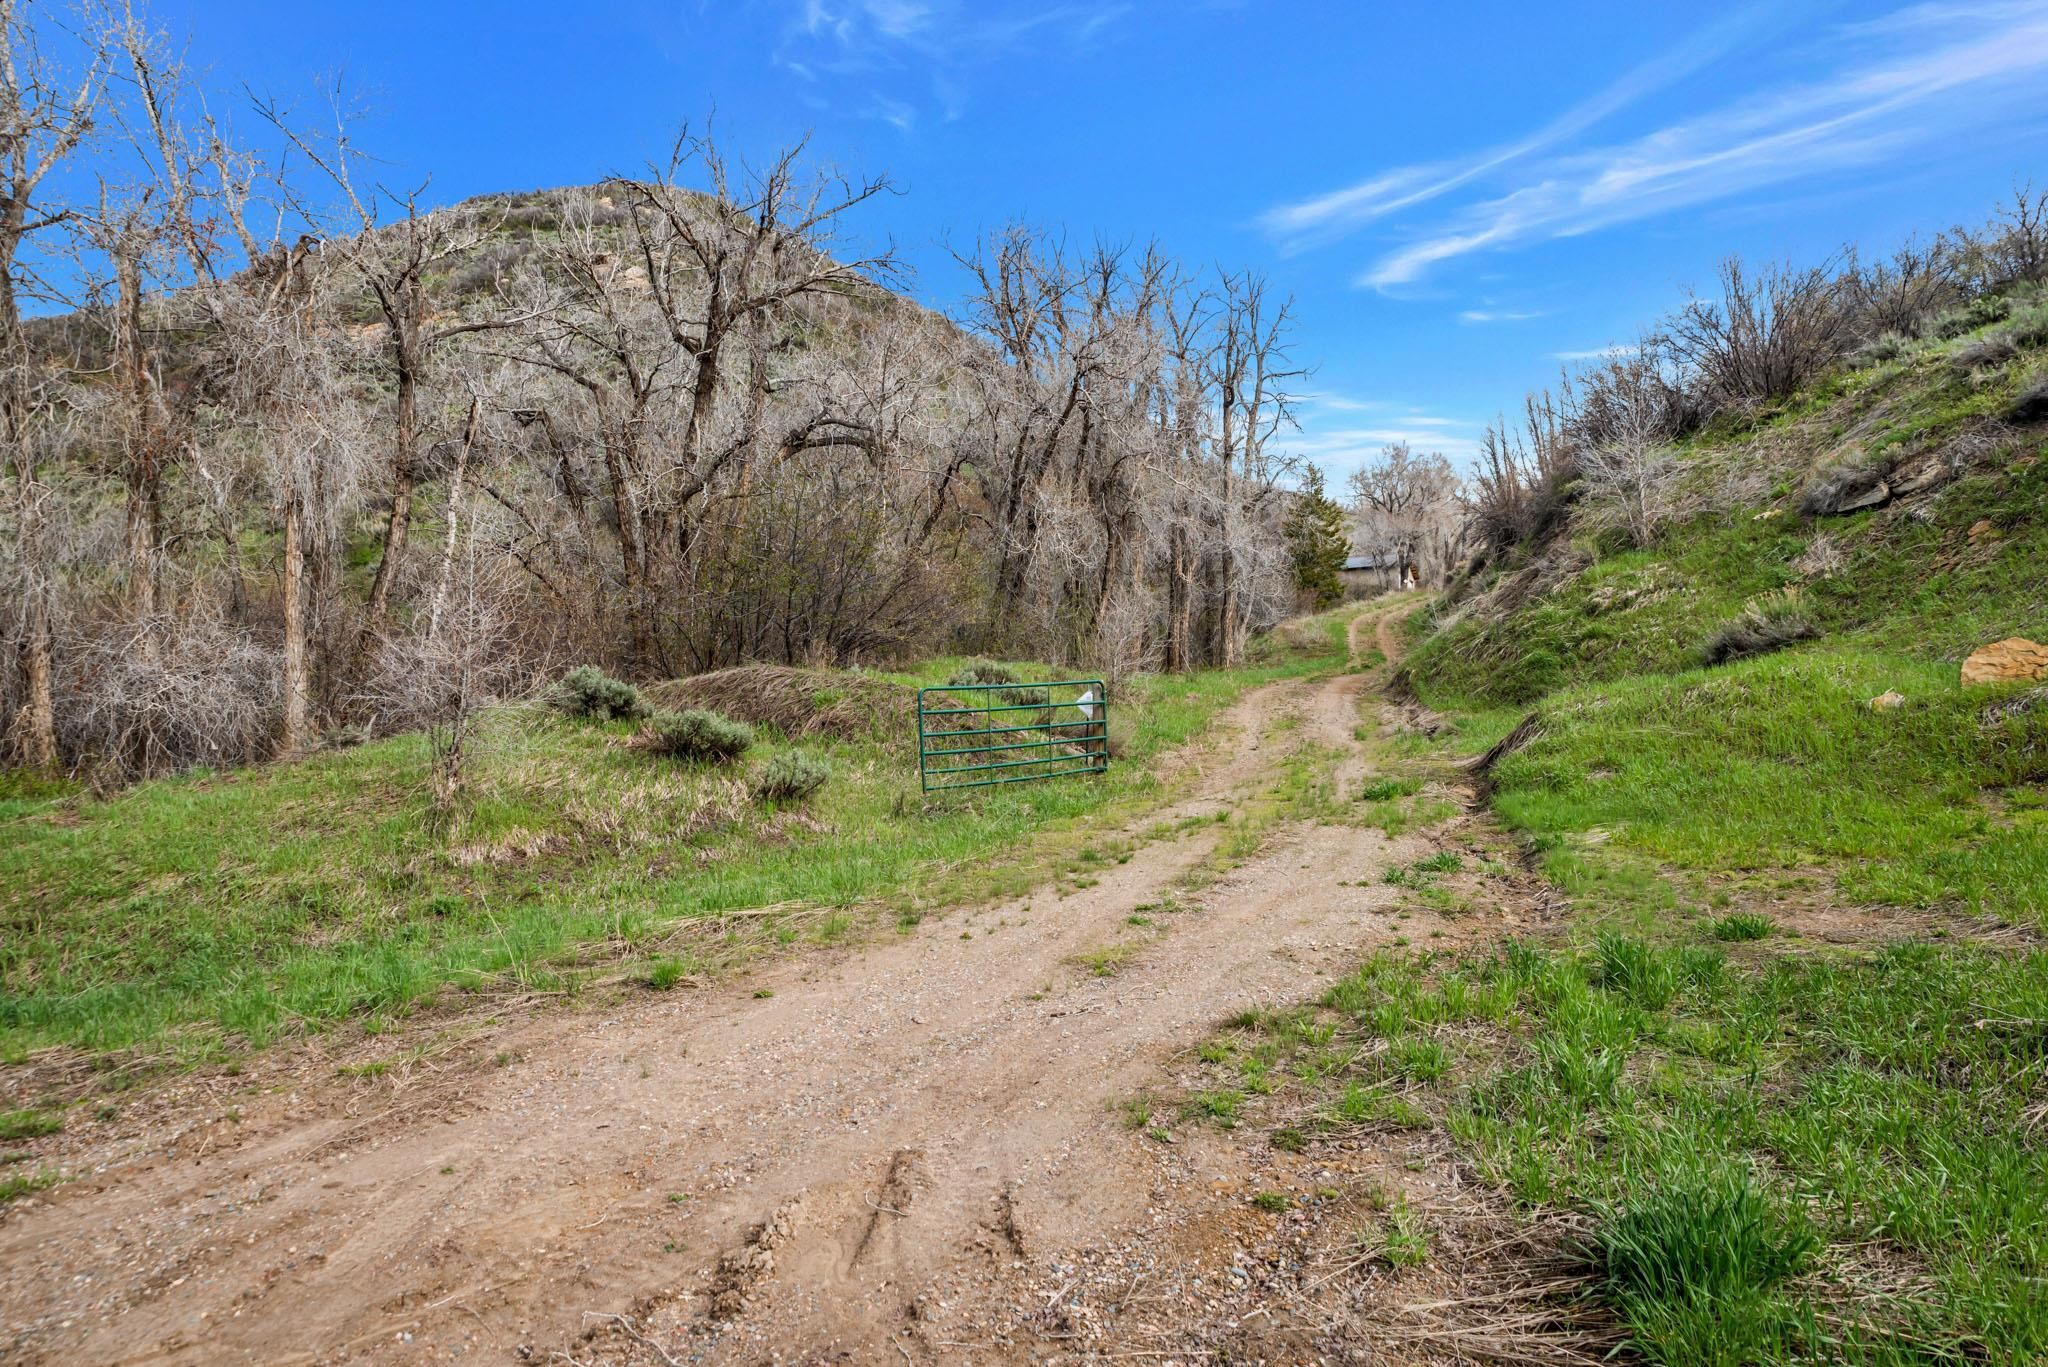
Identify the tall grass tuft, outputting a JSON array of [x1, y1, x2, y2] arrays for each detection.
[[1592, 1168, 1821, 1363]]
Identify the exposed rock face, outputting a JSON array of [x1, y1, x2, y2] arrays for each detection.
[[1960, 638, 2048, 686], [1889, 456, 1953, 497], [1800, 460, 1891, 517]]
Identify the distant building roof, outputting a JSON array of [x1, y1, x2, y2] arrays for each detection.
[[1342, 554, 1389, 571]]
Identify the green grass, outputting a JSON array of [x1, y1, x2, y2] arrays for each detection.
[[1338, 940, 2048, 1365], [1709, 913, 1776, 942], [1168, 917, 2048, 1361], [0, 607, 1364, 1060], [0, 1168, 57, 1205], [1485, 649, 2048, 922], [1356, 327, 2048, 1365], [0, 1108, 63, 1141], [1407, 365, 2048, 713]]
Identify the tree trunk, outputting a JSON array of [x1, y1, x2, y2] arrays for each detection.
[[1164, 523, 1191, 673], [427, 398, 482, 640], [280, 492, 310, 755], [361, 339, 421, 647], [12, 475, 57, 769], [1, 218, 55, 767], [114, 232, 161, 639]]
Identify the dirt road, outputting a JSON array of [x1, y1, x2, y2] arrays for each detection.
[[1, 606, 1453, 1365]]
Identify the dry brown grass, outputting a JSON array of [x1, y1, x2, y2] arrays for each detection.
[[644, 666, 910, 743]]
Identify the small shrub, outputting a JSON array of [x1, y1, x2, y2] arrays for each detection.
[[1251, 1190, 1292, 1213], [1847, 333, 1907, 368], [1933, 293, 2011, 339], [2004, 299, 2048, 348], [1709, 912, 1775, 942], [751, 751, 830, 805], [1952, 333, 2018, 372], [948, 660, 1017, 686], [555, 665, 648, 721], [639, 708, 754, 763], [1702, 606, 1819, 667]]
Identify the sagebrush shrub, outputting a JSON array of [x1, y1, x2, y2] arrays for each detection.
[[555, 665, 647, 721], [639, 708, 753, 762], [1951, 333, 2017, 372], [1846, 332, 1907, 369], [948, 660, 1017, 686], [751, 751, 831, 804]]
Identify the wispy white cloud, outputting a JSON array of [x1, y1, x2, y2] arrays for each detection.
[[1263, 1, 2048, 289], [777, 0, 1129, 125], [1549, 345, 1630, 361], [1458, 308, 1544, 324], [1283, 400, 1487, 483], [1259, 5, 1774, 252]]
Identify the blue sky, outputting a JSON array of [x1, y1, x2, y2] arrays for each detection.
[[151, 0, 2048, 484]]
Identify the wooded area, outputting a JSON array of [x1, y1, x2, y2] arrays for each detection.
[[0, 0, 1310, 783]]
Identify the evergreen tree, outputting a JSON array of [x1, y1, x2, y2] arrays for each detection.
[[1285, 463, 1349, 609]]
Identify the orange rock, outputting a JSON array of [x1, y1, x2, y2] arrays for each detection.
[[1869, 690, 1906, 711], [1961, 638, 2048, 686]]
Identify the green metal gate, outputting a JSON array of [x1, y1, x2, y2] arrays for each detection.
[[917, 679, 1109, 793]]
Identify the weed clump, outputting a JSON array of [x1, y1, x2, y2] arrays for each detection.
[[1358, 775, 1423, 802], [645, 957, 689, 990], [0, 1109, 62, 1142], [554, 665, 648, 721], [1709, 912, 1775, 942], [638, 708, 754, 763], [1701, 605, 1819, 666], [751, 751, 831, 805], [1592, 1169, 1820, 1359]]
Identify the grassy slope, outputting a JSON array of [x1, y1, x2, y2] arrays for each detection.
[[1408, 323, 2048, 922], [0, 608, 1358, 1061], [1288, 320, 2048, 1362]]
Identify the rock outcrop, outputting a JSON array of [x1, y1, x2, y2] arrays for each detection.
[[1960, 637, 2048, 686]]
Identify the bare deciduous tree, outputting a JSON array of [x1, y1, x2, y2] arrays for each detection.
[[1349, 442, 1463, 588], [0, 0, 105, 767]]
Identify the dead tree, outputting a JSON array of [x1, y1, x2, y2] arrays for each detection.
[[0, 0, 105, 767]]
